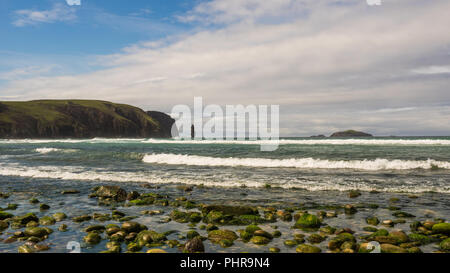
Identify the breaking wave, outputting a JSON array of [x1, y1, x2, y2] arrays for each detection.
[[35, 148, 78, 154], [0, 163, 448, 193], [142, 153, 450, 171]]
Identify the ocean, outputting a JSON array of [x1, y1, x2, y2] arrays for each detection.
[[1, 137, 449, 193], [0, 137, 449, 253]]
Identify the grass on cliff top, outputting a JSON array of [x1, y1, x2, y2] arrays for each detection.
[[0, 100, 158, 128]]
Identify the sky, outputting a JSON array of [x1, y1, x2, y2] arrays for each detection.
[[0, 0, 449, 136]]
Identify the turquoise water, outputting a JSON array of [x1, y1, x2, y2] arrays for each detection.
[[1, 137, 449, 253], [1, 137, 449, 193]]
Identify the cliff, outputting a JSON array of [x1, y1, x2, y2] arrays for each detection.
[[0, 100, 174, 139], [330, 130, 373, 137]]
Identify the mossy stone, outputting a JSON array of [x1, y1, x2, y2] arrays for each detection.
[[388, 231, 409, 244], [18, 245, 35, 253], [269, 247, 280, 253], [245, 224, 262, 234], [24, 227, 49, 238], [307, 234, 325, 244], [39, 216, 56, 226], [127, 242, 142, 252], [296, 244, 321, 253], [284, 240, 298, 247], [58, 224, 68, 232], [250, 236, 271, 245], [380, 244, 408, 253], [366, 216, 380, 226], [39, 204, 50, 211], [392, 211, 416, 218], [208, 229, 238, 244], [294, 213, 321, 229], [147, 249, 167, 253], [121, 221, 142, 233], [432, 223, 450, 235], [84, 232, 102, 245], [53, 213, 67, 222], [187, 230, 200, 239], [84, 225, 105, 233], [219, 239, 233, 248], [0, 220, 9, 231], [72, 215, 92, 223], [408, 233, 433, 245], [0, 211, 14, 220], [440, 238, 450, 251]]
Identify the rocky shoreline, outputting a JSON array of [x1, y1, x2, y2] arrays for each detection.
[[0, 183, 449, 253]]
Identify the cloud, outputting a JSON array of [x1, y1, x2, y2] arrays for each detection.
[[2, 0, 450, 136], [66, 0, 81, 6], [412, 66, 450, 75], [0, 65, 58, 80], [13, 3, 78, 27]]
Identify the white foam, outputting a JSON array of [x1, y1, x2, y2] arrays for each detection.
[[142, 153, 450, 170], [35, 148, 78, 154], [0, 163, 448, 193], [35, 148, 61, 154]]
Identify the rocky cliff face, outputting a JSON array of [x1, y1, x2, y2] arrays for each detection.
[[0, 100, 175, 139], [146, 111, 175, 138]]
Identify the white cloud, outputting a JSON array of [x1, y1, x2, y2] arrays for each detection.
[[2, 0, 450, 135], [66, 0, 81, 6], [412, 66, 450, 75], [13, 3, 77, 27], [0, 65, 58, 80]]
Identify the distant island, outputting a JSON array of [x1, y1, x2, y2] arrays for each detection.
[[0, 100, 174, 138], [330, 130, 373, 137]]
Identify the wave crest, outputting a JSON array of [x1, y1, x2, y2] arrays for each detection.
[[142, 153, 450, 170]]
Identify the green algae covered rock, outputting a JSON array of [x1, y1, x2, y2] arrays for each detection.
[[294, 213, 321, 229], [24, 227, 50, 238], [202, 205, 258, 216], [83, 232, 102, 245], [296, 244, 321, 253], [250, 236, 271, 245], [432, 223, 450, 235], [380, 244, 408, 253], [208, 229, 238, 244], [440, 238, 450, 251], [39, 216, 56, 226], [53, 213, 67, 222], [366, 216, 380, 226], [0, 211, 13, 220]]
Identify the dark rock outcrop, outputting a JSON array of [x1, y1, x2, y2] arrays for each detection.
[[0, 100, 174, 138], [330, 130, 373, 137], [146, 111, 175, 138], [310, 134, 326, 138]]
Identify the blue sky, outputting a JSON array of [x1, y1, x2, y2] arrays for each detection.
[[0, 0, 449, 136], [0, 0, 193, 54], [0, 0, 196, 76]]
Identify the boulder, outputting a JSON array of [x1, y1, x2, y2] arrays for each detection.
[[296, 244, 321, 253], [440, 238, 450, 251], [380, 244, 408, 253], [208, 229, 238, 244], [94, 186, 127, 202], [184, 237, 205, 253], [202, 205, 259, 216], [294, 213, 321, 229], [432, 223, 450, 235]]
